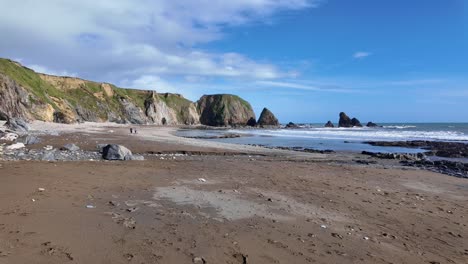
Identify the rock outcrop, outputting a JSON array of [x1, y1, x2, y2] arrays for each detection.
[[338, 112, 352, 127], [338, 112, 362, 127], [351, 118, 362, 127], [324, 121, 334, 128], [197, 94, 255, 126], [0, 73, 33, 121], [285, 122, 299, 129], [366, 122, 379, 127], [257, 108, 279, 127]]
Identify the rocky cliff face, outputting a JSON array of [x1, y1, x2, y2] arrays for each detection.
[[145, 92, 199, 125], [0, 73, 32, 120], [257, 108, 279, 127], [0, 58, 201, 125], [197, 94, 255, 126]]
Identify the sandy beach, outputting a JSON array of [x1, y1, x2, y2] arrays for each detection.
[[1, 122, 467, 264]]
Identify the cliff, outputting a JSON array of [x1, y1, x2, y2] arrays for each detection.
[[0, 58, 199, 125], [197, 94, 256, 126]]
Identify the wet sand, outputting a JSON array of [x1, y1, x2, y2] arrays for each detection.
[[0, 122, 467, 263]]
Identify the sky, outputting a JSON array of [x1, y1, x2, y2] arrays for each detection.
[[0, 0, 467, 123]]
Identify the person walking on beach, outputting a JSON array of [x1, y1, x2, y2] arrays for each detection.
[[130, 128, 133, 134]]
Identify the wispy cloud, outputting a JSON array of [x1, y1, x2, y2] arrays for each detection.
[[353, 51, 372, 59], [386, 79, 444, 86], [256, 80, 361, 93]]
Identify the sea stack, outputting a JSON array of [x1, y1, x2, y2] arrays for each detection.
[[257, 108, 279, 127], [197, 94, 255, 127], [285, 122, 299, 128], [339, 112, 362, 127], [366, 121, 379, 127], [324, 121, 334, 128], [351, 118, 362, 127], [338, 112, 352, 127]]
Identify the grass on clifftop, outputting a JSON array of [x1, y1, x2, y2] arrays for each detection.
[[0, 58, 65, 108]]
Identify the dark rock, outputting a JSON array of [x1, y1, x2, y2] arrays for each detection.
[[366, 121, 379, 127], [5, 118, 30, 132], [365, 141, 468, 158], [246, 117, 257, 127], [257, 108, 279, 127], [61, 143, 80, 152], [197, 94, 255, 127], [362, 151, 426, 161], [324, 121, 334, 128], [351, 118, 362, 127], [285, 122, 299, 129], [401, 160, 467, 179], [102, 144, 133, 160], [338, 112, 352, 127], [338, 112, 362, 127]]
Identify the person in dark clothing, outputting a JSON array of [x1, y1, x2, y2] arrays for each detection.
[[130, 128, 133, 134]]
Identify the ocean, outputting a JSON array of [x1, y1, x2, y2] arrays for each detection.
[[177, 123, 468, 153]]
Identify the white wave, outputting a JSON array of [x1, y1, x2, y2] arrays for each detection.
[[383, 125, 417, 129], [232, 128, 468, 141]]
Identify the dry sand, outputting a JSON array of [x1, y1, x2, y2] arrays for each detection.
[[0, 122, 467, 263]]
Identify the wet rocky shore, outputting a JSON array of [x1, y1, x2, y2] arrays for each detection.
[[362, 140, 468, 179]]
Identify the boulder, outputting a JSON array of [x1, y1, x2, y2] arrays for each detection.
[[5, 118, 30, 132], [366, 122, 379, 127], [285, 122, 299, 129], [197, 94, 255, 127], [102, 144, 133, 160], [41, 150, 57, 161], [324, 121, 334, 128], [351, 118, 362, 127], [21, 135, 41, 145], [338, 112, 352, 127], [6, 142, 25, 150], [257, 108, 279, 127], [1, 132, 19, 141], [61, 143, 80, 152]]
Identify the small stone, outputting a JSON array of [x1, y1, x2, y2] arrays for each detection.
[[193, 257, 206, 264]]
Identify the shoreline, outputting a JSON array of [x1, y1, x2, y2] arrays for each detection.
[[1, 121, 468, 263]]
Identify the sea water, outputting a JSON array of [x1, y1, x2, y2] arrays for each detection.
[[177, 123, 468, 153]]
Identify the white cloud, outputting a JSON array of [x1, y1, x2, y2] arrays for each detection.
[[256, 80, 361, 93], [353, 51, 372, 59], [0, 0, 320, 84]]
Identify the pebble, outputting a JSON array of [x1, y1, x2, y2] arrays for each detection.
[[193, 257, 206, 264]]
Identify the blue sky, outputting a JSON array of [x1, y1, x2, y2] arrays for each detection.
[[0, 0, 466, 122]]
